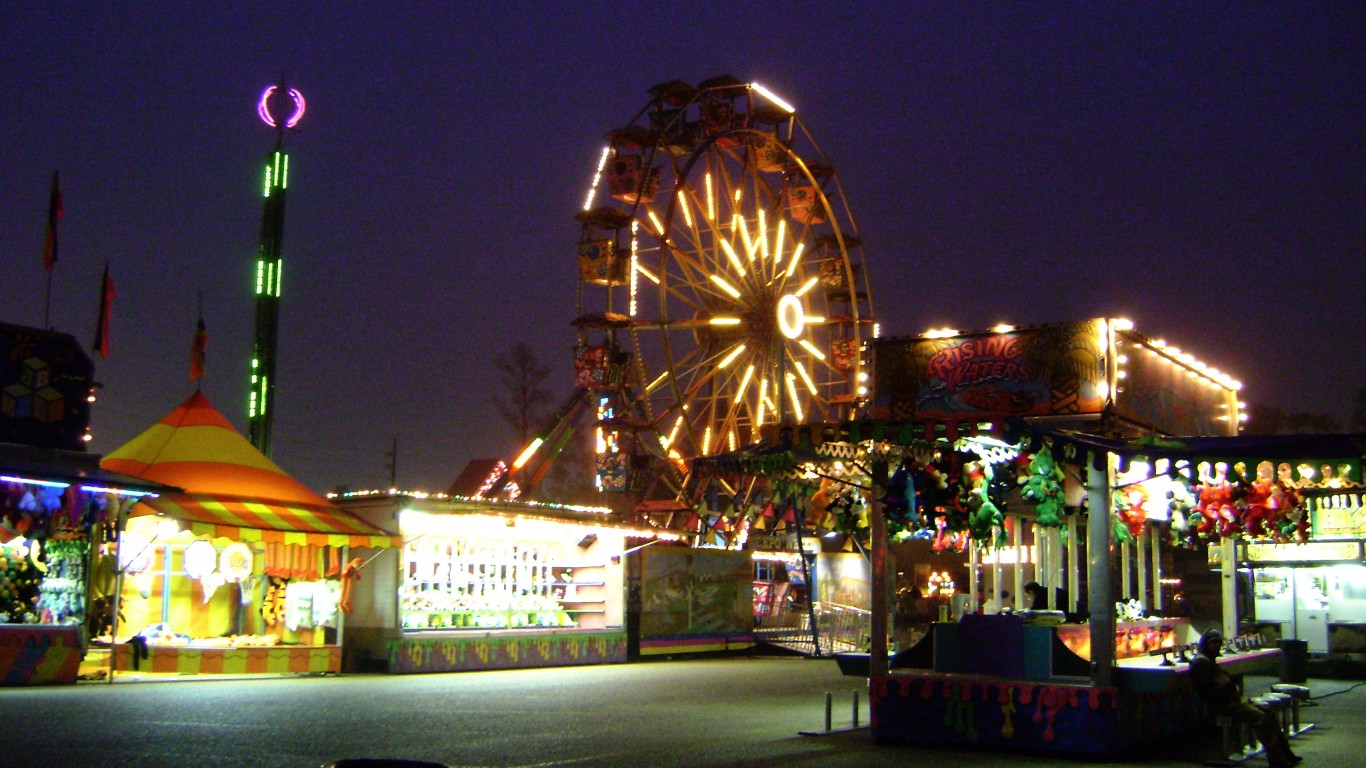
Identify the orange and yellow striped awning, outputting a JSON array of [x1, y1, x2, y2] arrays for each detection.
[[133, 492, 400, 549]]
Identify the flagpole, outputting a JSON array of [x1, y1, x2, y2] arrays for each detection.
[[44, 273, 53, 330]]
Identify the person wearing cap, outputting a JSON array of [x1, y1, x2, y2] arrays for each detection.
[[1189, 629, 1301, 768]]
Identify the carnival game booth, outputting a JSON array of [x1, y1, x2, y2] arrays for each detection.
[[99, 393, 399, 678], [335, 490, 642, 674], [696, 318, 1320, 757], [0, 322, 172, 685]]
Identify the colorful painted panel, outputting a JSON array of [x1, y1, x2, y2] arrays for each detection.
[[1112, 329, 1237, 436], [387, 631, 626, 674], [110, 644, 339, 675], [871, 674, 1205, 757], [0, 625, 82, 685], [871, 321, 1107, 422], [640, 549, 751, 639]]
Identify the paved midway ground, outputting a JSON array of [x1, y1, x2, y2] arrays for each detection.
[[3, 657, 1362, 768]]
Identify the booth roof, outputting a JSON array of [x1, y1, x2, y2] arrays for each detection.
[[101, 392, 399, 548], [0, 441, 173, 496]]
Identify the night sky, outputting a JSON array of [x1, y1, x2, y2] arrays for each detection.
[[4, 3, 1363, 495]]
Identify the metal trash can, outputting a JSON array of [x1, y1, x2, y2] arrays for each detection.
[[1279, 639, 1309, 683]]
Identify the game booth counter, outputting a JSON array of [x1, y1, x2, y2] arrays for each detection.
[[0, 445, 168, 686], [95, 392, 400, 680], [694, 319, 1365, 757], [336, 487, 663, 674]]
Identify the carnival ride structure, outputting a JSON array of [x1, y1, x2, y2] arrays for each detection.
[[490, 76, 876, 543]]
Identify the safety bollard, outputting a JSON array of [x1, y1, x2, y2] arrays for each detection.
[[824, 691, 833, 731]]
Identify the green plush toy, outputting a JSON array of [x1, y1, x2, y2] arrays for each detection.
[[1021, 447, 1067, 527]]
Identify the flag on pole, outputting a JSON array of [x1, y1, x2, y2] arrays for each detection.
[[93, 264, 115, 359], [190, 317, 208, 382], [42, 172, 63, 273]]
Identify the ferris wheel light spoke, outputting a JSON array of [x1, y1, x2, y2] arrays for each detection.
[[784, 242, 806, 278], [717, 344, 747, 369], [702, 426, 712, 456], [634, 262, 660, 284], [728, 429, 737, 452], [717, 240, 746, 277], [735, 215, 756, 261], [583, 145, 611, 210], [792, 359, 819, 395], [795, 277, 818, 297], [705, 173, 716, 221], [757, 209, 769, 264], [736, 364, 755, 400], [773, 219, 787, 264], [786, 374, 805, 422], [751, 82, 796, 114], [647, 210, 667, 236], [678, 192, 695, 229], [709, 317, 741, 325], [798, 338, 827, 360], [709, 274, 743, 299]]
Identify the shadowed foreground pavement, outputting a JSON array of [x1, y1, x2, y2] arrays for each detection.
[[3, 657, 1362, 768]]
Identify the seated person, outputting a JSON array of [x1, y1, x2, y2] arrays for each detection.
[[1188, 629, 1301, 768]]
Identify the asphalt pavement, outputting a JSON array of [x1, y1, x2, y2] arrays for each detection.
[[2, 656, 1362, 768]]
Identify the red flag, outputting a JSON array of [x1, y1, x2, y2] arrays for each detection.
[[42, 171, 63, 273], [189, 318, 208, 382], [93, 264, 114, 359]]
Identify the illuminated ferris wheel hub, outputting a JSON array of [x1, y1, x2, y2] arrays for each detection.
[[571, 75, 877, 521]]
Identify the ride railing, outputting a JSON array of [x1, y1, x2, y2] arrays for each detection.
[[754, 601, 870, 656]]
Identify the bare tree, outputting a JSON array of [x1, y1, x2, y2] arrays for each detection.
[[493, 342, 553, 446]]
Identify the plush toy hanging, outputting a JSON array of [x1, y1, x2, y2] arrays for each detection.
[[1020, 447, 1067, 527]]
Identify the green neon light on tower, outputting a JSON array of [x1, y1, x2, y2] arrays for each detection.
[[248, 81, 305, 456]]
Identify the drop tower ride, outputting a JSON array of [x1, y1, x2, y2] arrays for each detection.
[[248, 82, 305, 456]]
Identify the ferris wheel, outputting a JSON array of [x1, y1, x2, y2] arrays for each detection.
[[572, 75, 876, 516]]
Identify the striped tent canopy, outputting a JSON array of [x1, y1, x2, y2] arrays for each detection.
[[101, 391, 398, 548]]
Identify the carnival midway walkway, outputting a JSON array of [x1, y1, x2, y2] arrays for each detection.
[[3, 656, 1364, 768]]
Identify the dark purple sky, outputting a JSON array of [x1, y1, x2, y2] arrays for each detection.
[[4, 3, 1363, 494]]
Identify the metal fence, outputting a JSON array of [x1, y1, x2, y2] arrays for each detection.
[[753, 601, 870, 656]]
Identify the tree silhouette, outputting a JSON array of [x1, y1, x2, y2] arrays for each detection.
[[492, 342, 552, 446]]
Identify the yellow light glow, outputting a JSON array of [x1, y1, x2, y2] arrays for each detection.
[[751, 82, 796, 114], [719, 238, 746, 276], [630, 219, 639, 317], [784, 242, 805, 278], [703, 426, 712, 456], [924, 328, 959, 339], [736, 364, 755, 400], [710, 274, 743, 299], [513, 438, 544, 469], [735, 215, 756, 259], [992, 324, 1016, 333], [678, 192, 694, 229], [798, 339, 827, 360], [1113, 317, 1135, 331], [709, 317, 741, 325], [729, 429, 737, 452], [634, 262, 660, 284], [786, 373, 804, 421], [773, 218, 786, 264], [733, 188, 742, 204], [793, 359, 818, 394], [757, 208, 769, 262], [705, 172, 715, 221], [756, 379, 768, 426], [795, 276, 818, 296], [583, 145, 611, 210], [718, 344, 747, 369], [647, 210, 666, 235], [666, 415, 684, 447]]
